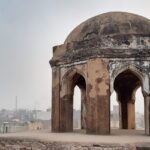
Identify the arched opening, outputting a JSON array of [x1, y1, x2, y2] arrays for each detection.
[[71, 73, 86, 132], [135, 87, 144, 130], [110, 91, 119, 129], [113, 69, 145, 133], [60, 71, 87, 132], [73, 86, 81, 129]]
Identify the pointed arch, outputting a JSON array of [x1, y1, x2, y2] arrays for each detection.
[[59, 68, 87, 132], [61, 68, 86, 99], [110, 64, 149, 96]]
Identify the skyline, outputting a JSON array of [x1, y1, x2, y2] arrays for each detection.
[[0, 0, 149, 110]]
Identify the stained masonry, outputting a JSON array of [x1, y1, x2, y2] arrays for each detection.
[[50, 12, 150, 135]]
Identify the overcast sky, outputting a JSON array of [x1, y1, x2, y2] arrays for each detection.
[[0, 0, 149, 111]]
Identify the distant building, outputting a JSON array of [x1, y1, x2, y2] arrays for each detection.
[[0, 109, 52, 133], [36, 111, 51, 120]]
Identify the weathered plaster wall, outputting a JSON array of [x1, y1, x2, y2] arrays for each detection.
[[51, 56, 150, 134], [109, 59, 150, 133], [86, 58, 110, 134], [52, 58, 110, 134], [50, 35, 150, 67], [51, 68, 60, 132], [109, 59, 150, 95], [50, 12, 150, 135], [59, 63, 87, 132]]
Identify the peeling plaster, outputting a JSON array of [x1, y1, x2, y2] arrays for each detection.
[[109, 61, 150, 95]]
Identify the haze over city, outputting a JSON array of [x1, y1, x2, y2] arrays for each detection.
[[0, 0, 149, 111]]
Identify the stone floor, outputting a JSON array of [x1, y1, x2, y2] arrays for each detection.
[[0, 129, 150, 150], [0, 129, 149, 144]]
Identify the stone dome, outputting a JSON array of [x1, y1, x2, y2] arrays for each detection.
[[50, 12, 150, 67], [65, 12, 150, 43]]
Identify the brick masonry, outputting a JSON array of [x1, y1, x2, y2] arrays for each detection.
[[1, 138, 150, 150]]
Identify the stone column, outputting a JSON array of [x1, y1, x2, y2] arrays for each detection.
[[144, 95, 150, 135], [117, 92, 128, 129], [86, 94, 110, 134], [118, 91, 135, 129], [120, 100, 128, 129], [81, 88, 86, 129], [127, 101, 135, 129], [59, 94, 73, 132], [118, 101, 122, 129], [59, 72, 74, 132], [119, 100, 135, 129], [86, 58, 110, 134], [51, 68, 60, 132]]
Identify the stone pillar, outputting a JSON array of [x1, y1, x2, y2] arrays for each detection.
[[119, 100, 135, 129], [59, 72, 74, 132], [59, 94, 73, 132], [86, 95, 110, 134], [86, 58, 110, 134], [117, 92, 128, 129], [144, 95, 150, 135], [118, 101, 122, 129], [120, 100, 128, 129], [118, 91, 135, 129], [81, 88, 86, 129], [127, 101, 135, 129], [51, 68, 60, 132]]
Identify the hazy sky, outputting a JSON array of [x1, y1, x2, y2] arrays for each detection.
[[0, 0, 149, 111]]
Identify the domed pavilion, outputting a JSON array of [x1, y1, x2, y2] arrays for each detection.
[[50, 12, 150, 135]]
